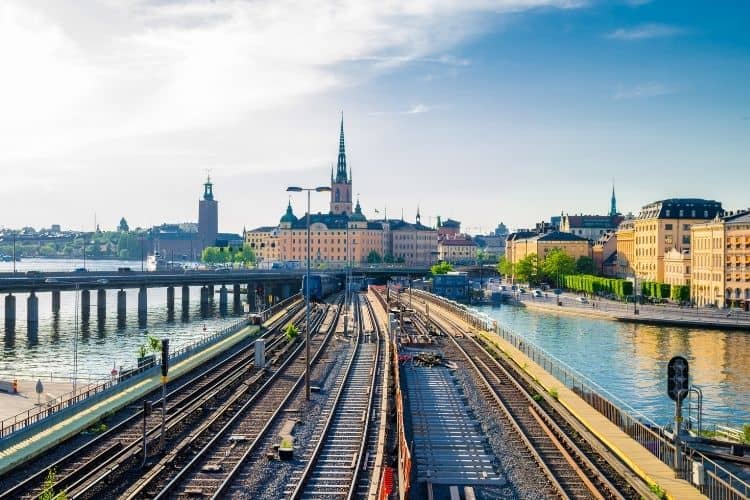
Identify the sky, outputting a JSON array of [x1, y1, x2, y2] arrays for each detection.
[[0, 0, 748, 234]]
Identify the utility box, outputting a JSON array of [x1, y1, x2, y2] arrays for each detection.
[[692, 461, 705, 487], [255, 339, 266, 369]]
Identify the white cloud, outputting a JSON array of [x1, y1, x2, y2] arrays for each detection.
[[0, 0, 583, 166], [614, 82, 676, 100], [607, 23, 687, 40]]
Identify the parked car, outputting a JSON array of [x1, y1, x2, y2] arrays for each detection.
[[532, 290, 543, 297], [74, 267, 87, 273], [576, 296, 589, 304], [519, 288, 527, 294]]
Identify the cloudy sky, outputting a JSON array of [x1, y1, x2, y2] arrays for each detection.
[[1, 0, 748, 234]]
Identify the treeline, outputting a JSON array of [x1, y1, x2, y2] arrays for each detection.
[[641, 281, 690, 302], [0, 231, 148, 260], [201, 245, 255, 266]]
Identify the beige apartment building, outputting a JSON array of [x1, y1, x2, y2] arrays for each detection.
[[614, 219, 635, 277], [691, 211, 750, 309], [629, 199, 722, 282], [663, 248, 691, 287], [437, 238, 478, 264]]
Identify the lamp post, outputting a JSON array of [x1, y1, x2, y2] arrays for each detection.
[[45, 278, 108, 394], [286, 185, 331, 401]]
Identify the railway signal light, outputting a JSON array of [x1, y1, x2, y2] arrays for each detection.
[[667, 356, 689, 402], [161, 339, 169, 378]]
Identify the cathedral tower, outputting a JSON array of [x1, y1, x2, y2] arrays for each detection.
[[330, 116, 353, 215]]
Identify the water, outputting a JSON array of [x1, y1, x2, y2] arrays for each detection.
[[476, 304, 750, 429], [0, 259, 248, 383]]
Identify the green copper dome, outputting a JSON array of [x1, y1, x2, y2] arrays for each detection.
[[280, 201, 297, 223], [350, 199, 367, 222]]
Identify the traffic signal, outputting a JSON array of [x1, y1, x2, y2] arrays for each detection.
[[667, 356, 689, 402], [161, 339, 169, 377]]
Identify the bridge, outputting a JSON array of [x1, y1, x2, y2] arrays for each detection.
[[0, 266, 431, 333]]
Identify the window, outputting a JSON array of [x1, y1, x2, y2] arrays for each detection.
[[665, 224, 673, 230]]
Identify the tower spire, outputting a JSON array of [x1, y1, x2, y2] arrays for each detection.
[[610, 180, 617, 216], [336, 113, 347, 183]]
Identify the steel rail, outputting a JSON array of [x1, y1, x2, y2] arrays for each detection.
[[155, 296, 342, 499], [65, 308, 313, 500]]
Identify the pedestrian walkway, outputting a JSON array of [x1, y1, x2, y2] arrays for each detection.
[[432, 299, 707, 500], [0, 304, 295, 476]]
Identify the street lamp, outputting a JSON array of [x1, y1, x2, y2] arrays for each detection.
[[286, 185, 331, 401], [45, 278, 108, 394]]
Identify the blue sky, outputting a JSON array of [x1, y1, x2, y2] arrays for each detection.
[[0, 0, 747, 234]]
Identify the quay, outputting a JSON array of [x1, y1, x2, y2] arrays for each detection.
[[0, 299, 299, 477], [411, 290, 720, 500], [514, 294, 750, 331]]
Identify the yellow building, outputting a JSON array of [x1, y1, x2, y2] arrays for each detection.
[[509, 231, 591, 265], [614, 218, 635, 277], [691, 210, 750, 308], [631, 199, 722, 282], [245, 226, 280, 263], [663, 248, 691, 287]]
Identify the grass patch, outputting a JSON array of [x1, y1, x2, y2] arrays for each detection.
[[548, 387, 559, 400], [87, 422, 108, 434], [532, 393, 542, 402], [648, 482, 667, 499]]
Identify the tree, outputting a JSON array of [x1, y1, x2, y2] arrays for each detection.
[[232, 245, 256, 267], [383, 253, 395, 264], [541, 248, 576, 285], [515, 253, 539, 284], [497, 256, 514, 277], [431, 261, 453, 275], [476, 249, 487, 264], [366, 250, 382, 264], [575, 256, 595, 275]]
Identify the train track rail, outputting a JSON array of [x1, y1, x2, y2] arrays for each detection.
[[405, 296, 639, 500], [140, 296, 343, 499], [0, 301, 305, 500], [287, 293, 382, 500]]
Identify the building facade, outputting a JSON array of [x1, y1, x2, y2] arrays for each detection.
[[691, 210, 750, 309], [663, 248, 691, 287], [437, 238, 478, 264], [508, 231, 591, 265], [384, 217, 438, 265], [592, 231, 618, 276], [245, 226, 280, 263], [631, 198, 722, 282], [560, 214, 624, 242]]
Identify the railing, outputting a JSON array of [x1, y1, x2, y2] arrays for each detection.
[[0, 294, 301, 442], [412, 289, 750, 500]]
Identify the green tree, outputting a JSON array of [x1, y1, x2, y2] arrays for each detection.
[[232, 245, 256, 267], [497, 256, 514, 277], [541, 248, 576, 282], [366, 250, 382, 264], [575, 256, 595, 275], [431, 261, 453, 275], [476, 249, 487, 264], [515, 253, 539, 284], [383, 253, 395, 264]]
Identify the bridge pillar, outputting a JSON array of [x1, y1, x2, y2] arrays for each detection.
[[80, 289, 91, 322], [208, 284, 215, 302], [138, 286, 147, 326], [51, 290, 61, 314], [181, 285, 190, 317], [117, 290, 126, 326], [27, 292, 38, 334], [97, 288, 106, 315], [166, 286, 175, 316], [219, 285, 228, 316], [200, 286, 209, 316], [233, 284, 242, 314], [4, 294, 15, 331]]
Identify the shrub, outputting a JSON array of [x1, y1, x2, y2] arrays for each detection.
[[548, 387, 559, 400]]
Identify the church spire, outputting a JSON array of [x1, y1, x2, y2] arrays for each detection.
[[203, 173, 214, 201], [336, 113, 348, 183], [609, 181, 618, 216]]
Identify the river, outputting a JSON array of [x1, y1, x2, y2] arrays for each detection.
[[476, 303, 750, 429]]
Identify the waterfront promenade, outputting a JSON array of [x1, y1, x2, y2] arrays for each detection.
[[513, 293, 750, 330]]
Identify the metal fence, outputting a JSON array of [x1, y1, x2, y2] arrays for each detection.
[[0, 294, 301, 441], [412, 289, 750, 500]]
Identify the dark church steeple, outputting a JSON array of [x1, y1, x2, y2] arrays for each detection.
[[330, 114, 353, 215], [609, 182, 618, 216], [335, 115, 348, 183]]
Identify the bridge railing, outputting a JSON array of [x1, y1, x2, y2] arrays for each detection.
[[0, 294, 302, 444], [411, 289, 750, 500]]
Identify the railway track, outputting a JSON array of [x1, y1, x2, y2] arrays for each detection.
[[405, 295, 640, 500], [138, 296, 343, 499], [0, 300, 305, 500], [287, 293, 382, 499]]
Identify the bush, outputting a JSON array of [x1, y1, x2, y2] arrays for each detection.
[[548, 387, 559, 400], [562, 274, 633, 299]]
